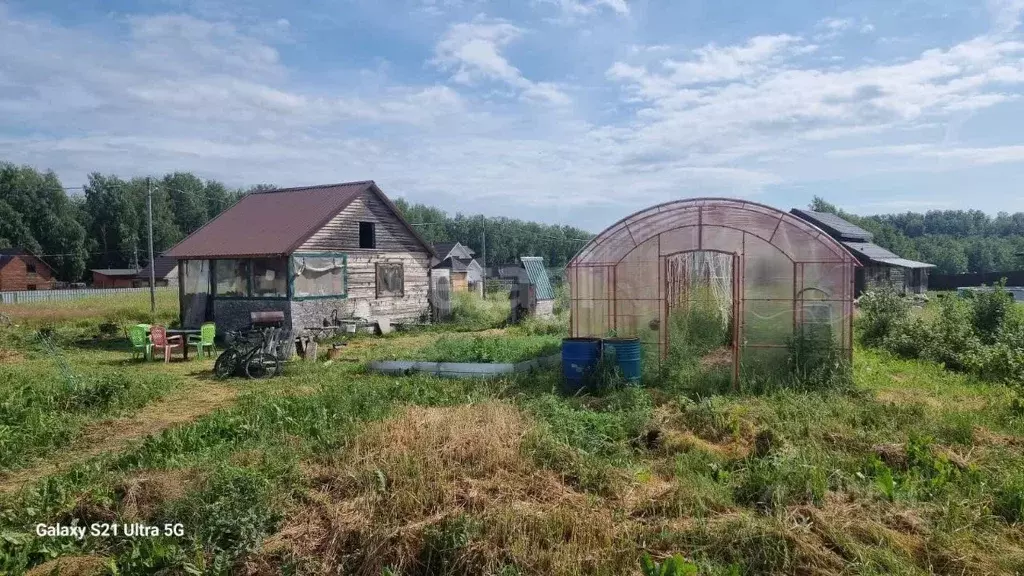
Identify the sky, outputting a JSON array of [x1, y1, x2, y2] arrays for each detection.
[[2, 0, 1024, 232]]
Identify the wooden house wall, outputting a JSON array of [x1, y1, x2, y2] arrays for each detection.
[[297, 188, 432, 322]]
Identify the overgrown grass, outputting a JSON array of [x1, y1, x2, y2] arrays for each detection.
[[379, 333, 562, 363], [3, 285, 1024, 575]]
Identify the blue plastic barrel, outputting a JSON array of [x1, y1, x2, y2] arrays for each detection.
[[561, 338, 602, 393], [603, 337, 642, 384]]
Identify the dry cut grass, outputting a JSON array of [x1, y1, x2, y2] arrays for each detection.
[[247, 402, 636, 576]]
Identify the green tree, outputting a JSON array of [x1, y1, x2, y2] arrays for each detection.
[[0, 163, 88, 280]]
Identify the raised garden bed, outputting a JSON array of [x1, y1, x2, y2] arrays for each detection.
[[368, 333, 562, 378], [375, 334, 561, 364]]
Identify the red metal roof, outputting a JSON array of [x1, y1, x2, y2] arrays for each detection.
[[164, 181, 381, 259]]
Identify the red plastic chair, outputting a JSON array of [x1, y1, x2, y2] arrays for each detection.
[[150, 325, 184, 363]]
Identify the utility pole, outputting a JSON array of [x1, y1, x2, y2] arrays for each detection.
[[147, 177, 156, 314], [480, 214, 486, 272]]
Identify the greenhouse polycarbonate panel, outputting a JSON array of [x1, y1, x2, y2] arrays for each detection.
[[568, 198, 859, 385]]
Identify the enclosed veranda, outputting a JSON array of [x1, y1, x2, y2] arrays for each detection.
[[567, 198, 860, 387]]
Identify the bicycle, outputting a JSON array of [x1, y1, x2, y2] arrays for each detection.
[[213, 327, 282, 380]]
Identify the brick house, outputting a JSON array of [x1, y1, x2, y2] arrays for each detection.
[[0, 248, 56, 291]]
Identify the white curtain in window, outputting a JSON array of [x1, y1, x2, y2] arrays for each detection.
[[293, 255, 345, 297]]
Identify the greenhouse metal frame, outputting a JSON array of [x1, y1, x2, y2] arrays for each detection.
[[567, 198, 860, 386]]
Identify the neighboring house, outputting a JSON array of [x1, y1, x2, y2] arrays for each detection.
[[137, 256, 179, 287], [164, 181, 438, 332], [432, 242, 483, 295], [92, 269, 142, 289], [0, 248, 55, 291], [433, 242, 475, 261], [791, 209, 934, 295]]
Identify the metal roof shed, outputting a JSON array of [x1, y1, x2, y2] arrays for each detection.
[[521, 257, 555, 301]]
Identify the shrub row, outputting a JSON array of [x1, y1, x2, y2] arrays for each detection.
[[859, 283, 1024, 385]]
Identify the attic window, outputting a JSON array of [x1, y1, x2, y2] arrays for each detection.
[[26, 263, 36, 274], [359, 222, 376, 249]]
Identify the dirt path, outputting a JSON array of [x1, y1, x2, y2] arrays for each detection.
[[0, 380, 239, 494]]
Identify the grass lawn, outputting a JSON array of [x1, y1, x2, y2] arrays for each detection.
[[1, 291, 1023, 575]]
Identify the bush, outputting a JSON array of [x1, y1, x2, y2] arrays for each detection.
[[968, 280, 1014, 344], [857, 286, 910, 346], [922, 296, 984, 373], [858, 286, 1024, 388]]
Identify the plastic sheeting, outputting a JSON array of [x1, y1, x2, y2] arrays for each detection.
[[567, 198, 858, 379]]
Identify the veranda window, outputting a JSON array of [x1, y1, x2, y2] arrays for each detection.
[[292, 253, 347, 298], [214, 259, 249, 296], [252, 259, 287, 297], [214, 258, 287, 298]]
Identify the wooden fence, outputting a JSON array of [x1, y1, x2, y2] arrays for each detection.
[[0, 286, 175, 305]]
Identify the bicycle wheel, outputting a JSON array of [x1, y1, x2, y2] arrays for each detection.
[[213, 349, 240, 379], [244, 353, 280, 379]]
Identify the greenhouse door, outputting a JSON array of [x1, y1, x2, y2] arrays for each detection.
[[662, 250, 741, 386]]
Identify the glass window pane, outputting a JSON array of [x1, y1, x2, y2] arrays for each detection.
[[293, 255, 346, 297], [252, 259, 287, 297], [215, 259, 248, 297]]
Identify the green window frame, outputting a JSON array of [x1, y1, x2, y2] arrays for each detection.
[[290, 252, 348, 300]]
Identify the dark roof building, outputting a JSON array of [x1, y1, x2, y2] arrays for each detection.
[[791, 208, 933, 295], [790, 209, 874, 242], [138, 256, 179, 280], [162, 180, 438, 332], [166, 182, 435, 260]]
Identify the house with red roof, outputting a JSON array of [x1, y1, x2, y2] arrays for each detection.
[[163, 181, 438, 331]]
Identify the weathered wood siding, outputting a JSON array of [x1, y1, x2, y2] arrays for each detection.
[[296, 188, 432, 322], [300, 188, 425, 252]]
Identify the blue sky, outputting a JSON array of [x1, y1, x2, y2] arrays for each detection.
[[2, 0, 1024, 232]]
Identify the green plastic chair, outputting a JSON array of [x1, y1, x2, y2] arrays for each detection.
[[188, 323, 217, 359], [129, 324, 151, 360]]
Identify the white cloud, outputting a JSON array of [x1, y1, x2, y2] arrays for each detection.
[[813, 17, 875, 40], [605, 34, 1024, 173], [432, 16, 571, 104], [660, 35, 804, 85], [540, 0, 629, 19], [828, 143, 1024, 166], [989, 0, 1024, 33], [2, 3, 1024, 226]]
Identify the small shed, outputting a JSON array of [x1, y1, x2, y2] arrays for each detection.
[[164, 181, 438, 332], [517, 257, 555, 318], [92, 269, 142, 289], [790, 209, 934, 295], [0, 248, 55, 291]]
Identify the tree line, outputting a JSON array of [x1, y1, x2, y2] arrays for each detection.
[[0, 163, 266, 281], [810, 197, 1024, 275], [0, 162, 594, 282], [391, 199, 594, 268]]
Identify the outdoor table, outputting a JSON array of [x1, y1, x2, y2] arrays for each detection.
[[147, 328, 201, 360]]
